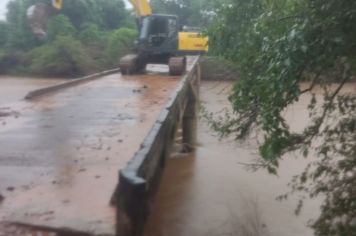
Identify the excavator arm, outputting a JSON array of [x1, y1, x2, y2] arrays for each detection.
[[128, 0, 152, 17], [26, 0, 63, 39]]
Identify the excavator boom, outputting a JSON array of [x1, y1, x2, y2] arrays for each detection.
[[128, 0, 152, 17]]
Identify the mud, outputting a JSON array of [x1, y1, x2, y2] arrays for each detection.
[[143, 81, 356, 236], [0, 70, 181, 235]]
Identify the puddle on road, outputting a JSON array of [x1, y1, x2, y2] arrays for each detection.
[[145, 81, 327, 236]]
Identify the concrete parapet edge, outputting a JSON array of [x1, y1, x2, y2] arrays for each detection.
[[24, 68, 121, 100], [116, 57, 200, 236]]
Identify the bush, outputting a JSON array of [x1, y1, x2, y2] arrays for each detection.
[[46, 15, 76, 42], [105, 28, 137, 66], [79, 23, 102, 46], [28, 36, 95, 77], [0, 51, 24, 74]]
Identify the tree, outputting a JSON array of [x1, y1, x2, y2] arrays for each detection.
[[0, 21, 9, 47], [207, 0, 356, 235], [46, 14, 76, 42], [2, 0, 134, 76], [6, 0, 39, 50], [98, 0, 129, 30], [59, 0, 96, 29], [59, 0, 129, 29], [150, 0, 209, 27], [5, 0, 133, 42]]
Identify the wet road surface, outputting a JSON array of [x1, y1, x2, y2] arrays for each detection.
[[145, 81, 331, 236], [0, 71, 181, 235]]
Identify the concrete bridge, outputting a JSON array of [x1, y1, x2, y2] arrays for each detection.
[[0, 57, 200, 236]]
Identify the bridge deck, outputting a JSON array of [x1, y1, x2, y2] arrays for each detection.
[[0, 68, 182, 235]]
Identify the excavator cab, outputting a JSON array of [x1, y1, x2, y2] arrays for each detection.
[[138, 15, 178, 49], [120, 14, 187, 76]]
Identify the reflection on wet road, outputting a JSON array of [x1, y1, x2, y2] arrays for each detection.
[[146, 81, 322, 236]]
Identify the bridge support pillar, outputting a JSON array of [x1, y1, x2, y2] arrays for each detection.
[[182, 66, 200, 153]]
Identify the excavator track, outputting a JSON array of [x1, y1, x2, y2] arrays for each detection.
[[119, 54, 139, 75], [169, 56, 187, 76], [119, 54, 147, 75]]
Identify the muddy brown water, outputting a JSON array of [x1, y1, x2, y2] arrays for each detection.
[[146, 81, 355, 236], [1, 74, 354, 235], [0, 76, 66, 106]]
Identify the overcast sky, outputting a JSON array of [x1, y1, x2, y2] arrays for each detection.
[[0, 0, 131, 21], [0, 0, 10, 20]]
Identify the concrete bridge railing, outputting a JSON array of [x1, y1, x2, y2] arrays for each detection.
[[115, 57, 201, 236]]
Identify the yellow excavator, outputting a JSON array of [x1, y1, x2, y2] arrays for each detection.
[[27, 0, 208, 75]]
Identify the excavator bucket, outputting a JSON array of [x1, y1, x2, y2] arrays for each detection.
[[26, 3, 52, 39], [26, 1, 62, 39]]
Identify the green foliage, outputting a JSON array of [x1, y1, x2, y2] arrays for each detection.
[[207, 0, 356, 235], [5, 0, 39, 50], [59, 0, 96, 29], [105, 27, 137, 66], [28, 36, 95, 76], [150, 0, 210, 27], [59, 0, 128, 29], [46, 14, 76, 42], [2, 0, 135, 76], [0, 21, 9, 47], [79, 23, 102, 46], [97, 0, 129, 30]]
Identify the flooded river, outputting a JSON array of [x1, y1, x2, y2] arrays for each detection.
[[1, 75, 353, 235], [0, 76, 65, 105], [145, 81, 335, 236]]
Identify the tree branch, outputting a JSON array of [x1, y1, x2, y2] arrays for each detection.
[[300, 72, 321, 94], [304, 67, 350, 142]]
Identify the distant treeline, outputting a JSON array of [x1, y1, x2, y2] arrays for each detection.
[[0, 0, 137, 77]]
